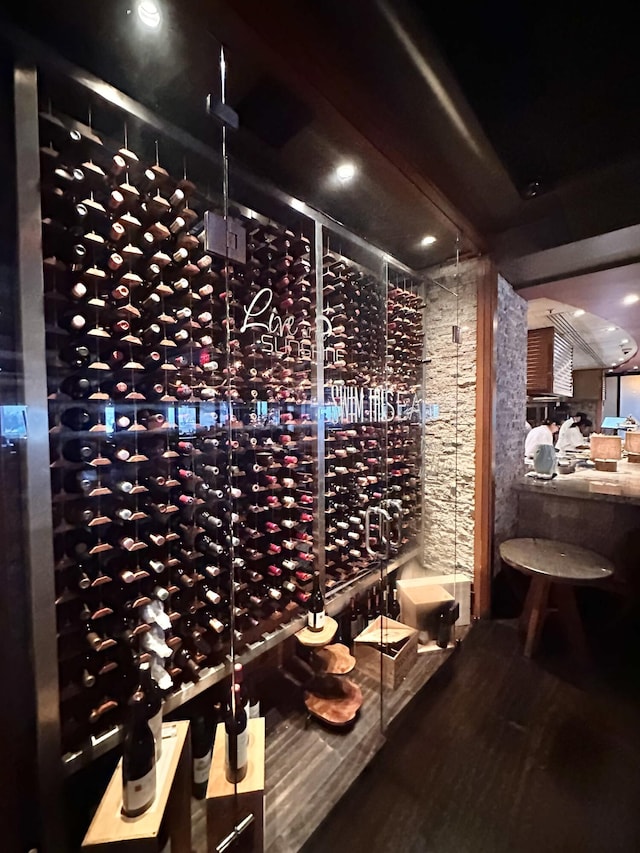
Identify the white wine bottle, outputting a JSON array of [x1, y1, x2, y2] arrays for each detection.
[[307, 570, 325, 632]]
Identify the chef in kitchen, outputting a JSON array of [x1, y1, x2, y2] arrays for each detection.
[[556, 411, 591, 453], [525, 418, 560, 458]]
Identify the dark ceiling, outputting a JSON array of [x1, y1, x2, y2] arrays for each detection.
[[3, 0, 640, 283], [416, 2, 640, 194]]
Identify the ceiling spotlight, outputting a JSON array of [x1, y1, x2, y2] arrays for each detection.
[[335, 163, 356, 183], [607, 326, 616, 332], [573, 309, 585, 317], [420, 235, 437, 247], [623, 294, 639, 305], [621, 338, 629, 344], [522, 179, 542, 200], [137, 0, 161, 29]]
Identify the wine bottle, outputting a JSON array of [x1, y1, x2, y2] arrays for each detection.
[[307, 570, 325, 632], [191, 712, 216, 799], [224, 682, 248, 784], [121, 685, 156, 818], [138, 661, 163, 760]]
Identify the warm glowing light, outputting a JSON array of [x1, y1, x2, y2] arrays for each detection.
[[623, 294, 639, 305], [335, 163, 356, 182], [573, 308, 585, 317], [420, 235, 437, 247], [137, 0, 161, 29]]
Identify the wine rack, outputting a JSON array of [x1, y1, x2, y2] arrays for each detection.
[[39, 105, 320, 757], [322, 251, 424, 585], [34, 80, 427, 763]]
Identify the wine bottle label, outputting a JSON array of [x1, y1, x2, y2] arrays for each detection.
[[225, 728, 249, 775], [193, 750, 212, 785], [308, 610, 325, 631], [123, 766, 156, 815], [149, 709, 163, 760]]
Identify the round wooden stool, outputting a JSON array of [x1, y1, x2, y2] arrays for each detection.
[[499, 538, 614, 660]]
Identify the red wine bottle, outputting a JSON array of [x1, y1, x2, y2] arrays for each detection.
[[224, 682, 248, 784], [121, 687, 157, 818], [191, 711, 217, 799], [138, 661, 163, 760]]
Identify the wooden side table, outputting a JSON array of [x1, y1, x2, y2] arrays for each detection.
[[82, 720, 191, 853], [499, 538, 614, 660]]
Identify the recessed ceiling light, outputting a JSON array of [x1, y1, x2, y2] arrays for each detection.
[[137, 0, 162, 28], [607, 326, 616, 332], [335, 163, 356, 183], [621, 338, 629, 344], [623, 294, 639, 305], [573, 308, 585, 317], [420, 235, 437, 247]]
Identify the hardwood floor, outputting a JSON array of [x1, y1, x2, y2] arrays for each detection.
[[300, 619, 640, 853]]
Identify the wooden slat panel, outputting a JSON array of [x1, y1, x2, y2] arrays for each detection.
[[527, 328, 555, 394], [474, 259, 497, 618]]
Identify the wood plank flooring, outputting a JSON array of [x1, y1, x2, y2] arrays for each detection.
[[191, 641, 458, 853], [301, 620, 640, 853]]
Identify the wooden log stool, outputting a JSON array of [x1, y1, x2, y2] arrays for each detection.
[[499, 538, 614, 661]]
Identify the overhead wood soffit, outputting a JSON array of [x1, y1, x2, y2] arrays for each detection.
[[501, 223, 640, 290], [219, 0, 487, 253]]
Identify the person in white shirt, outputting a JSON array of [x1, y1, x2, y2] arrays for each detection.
[[556, 412, 588, 454], [525, 419, 559, 458]]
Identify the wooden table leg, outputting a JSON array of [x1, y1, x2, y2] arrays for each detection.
[[523, 576, 550, 658], [553, 584, 590, 665]]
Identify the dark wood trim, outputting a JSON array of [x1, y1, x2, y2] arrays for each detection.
[[474, 259, 497, 617]]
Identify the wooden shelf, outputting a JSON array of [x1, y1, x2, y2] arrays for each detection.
[[82, 720, 191, 851], [62, 548, 421, 777]]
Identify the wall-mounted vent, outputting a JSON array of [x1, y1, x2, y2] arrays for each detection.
[[237, 76, 314, 148]]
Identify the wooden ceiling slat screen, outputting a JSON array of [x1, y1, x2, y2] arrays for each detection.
[[527, 328, 573, 396], [527, 328, 554, 394]]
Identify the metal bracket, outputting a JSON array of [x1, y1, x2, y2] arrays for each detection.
[[206, 94, 239, 130]]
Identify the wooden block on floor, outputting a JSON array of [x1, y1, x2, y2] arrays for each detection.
[[82, 720, 191, 853], [207, 718, 265, 853]]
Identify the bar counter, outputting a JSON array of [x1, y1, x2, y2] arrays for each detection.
[[517, 459, 640, 506], [514, 461, 640, 594]]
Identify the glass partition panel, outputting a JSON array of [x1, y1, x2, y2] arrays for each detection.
[[34, 63, 239, 767]]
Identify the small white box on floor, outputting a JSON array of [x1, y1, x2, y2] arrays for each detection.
[[396, 579, 453, 637], [397, 574, 471, 627]]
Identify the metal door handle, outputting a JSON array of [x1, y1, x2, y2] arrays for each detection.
[[216, 813, 255, 852], [385, 499, 403, 550], [365, 507, 391, 559]]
